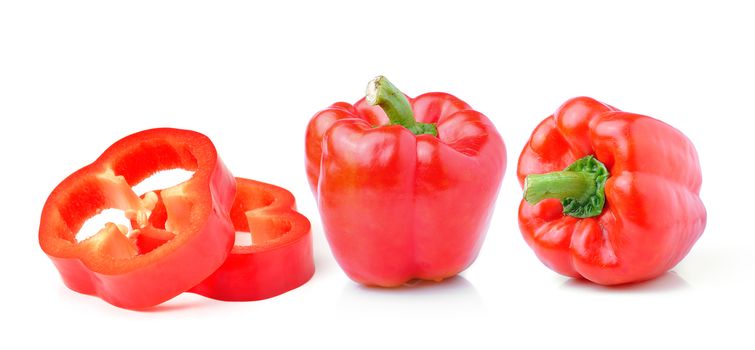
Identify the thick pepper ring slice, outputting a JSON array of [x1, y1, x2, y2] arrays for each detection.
[[137, 178, 314, 301], [39, 128, 236, 309], [189, 178, 314, 301]]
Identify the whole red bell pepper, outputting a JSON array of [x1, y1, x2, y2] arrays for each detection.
[[306, 76, 506, 287], [191, 177, 314, 301], [517, 97, 706, 285], [39, 128, 236, 309]]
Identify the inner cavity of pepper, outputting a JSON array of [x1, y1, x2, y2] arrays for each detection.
[[230, 189, 292, 249], [73, 168, 195, 257], [235, 214, 293, 248]]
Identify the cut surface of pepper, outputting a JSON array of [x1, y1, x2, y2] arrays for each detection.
[[190, 177, 314, 301]]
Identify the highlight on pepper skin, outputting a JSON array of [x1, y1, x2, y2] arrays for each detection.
[[305, 76, 507, 287], [517, 97, 706, 286]]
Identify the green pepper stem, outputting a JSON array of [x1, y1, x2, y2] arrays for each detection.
[[524, 171, 597, 205], [522, 155, 609, 219], [366, 76, 438, 136]]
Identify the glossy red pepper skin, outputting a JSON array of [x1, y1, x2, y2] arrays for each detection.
[[191, 178, 314, 301], [517, 97, 706, 285], [39, 128, 236, 309], [306, 94, 506, 287]]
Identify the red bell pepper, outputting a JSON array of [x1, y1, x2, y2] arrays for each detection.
[[190, 178, 314, 301], [39, 128, 236, 309], [305, 76, 506, 287], [517, 97, 706, 285]]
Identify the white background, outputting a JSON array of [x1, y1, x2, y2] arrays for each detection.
[[1, 1, 753, 349]]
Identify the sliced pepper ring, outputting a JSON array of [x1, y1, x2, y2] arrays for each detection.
[[136, 178, 314, 301], [190, 177, 314, 301], [39, 128, 236, 309]]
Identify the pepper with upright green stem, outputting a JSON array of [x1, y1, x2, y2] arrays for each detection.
[[305, 75, 506, 286]]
